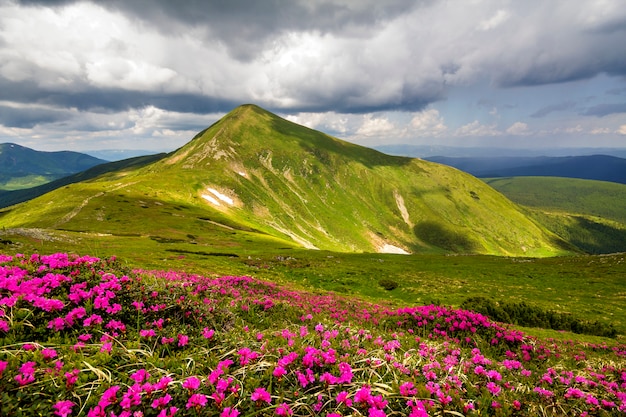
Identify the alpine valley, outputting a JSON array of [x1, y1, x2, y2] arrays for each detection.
[[1, 105, 626, 416]]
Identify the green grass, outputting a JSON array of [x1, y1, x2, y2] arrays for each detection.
[[2, 229, 625, 342], [0, 174, 56, 190]]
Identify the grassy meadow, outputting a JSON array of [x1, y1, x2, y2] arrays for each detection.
[[1, 252, 625, 416], [2, 228, 625, 341], [1, 106, 625, 415]]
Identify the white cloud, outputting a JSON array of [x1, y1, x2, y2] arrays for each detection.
[[479, 9, 511, 31], [590, 127, 611, 135], [565, 124, 584, 134], [284, 112, 349, 135], [506, 122, 530, 135], [618, 125, 626, 135], [356, 115, 396, 137], [408, 109, 447, 137], [455, 121, 500, 137]]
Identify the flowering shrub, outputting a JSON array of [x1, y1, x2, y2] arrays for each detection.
[[0, 252, 625, 416]]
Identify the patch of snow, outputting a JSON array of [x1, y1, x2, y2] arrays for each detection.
[[394, 190, 411, 226], [380, 244, 410, 255], [207, 188, 234, 205], [201, 194, 220, 206]]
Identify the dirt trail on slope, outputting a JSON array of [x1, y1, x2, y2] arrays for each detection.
[[53, 183, 137, 228]]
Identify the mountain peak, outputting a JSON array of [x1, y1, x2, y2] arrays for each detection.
[[144, 105, 565, 255], [164, 104, 394, 170]]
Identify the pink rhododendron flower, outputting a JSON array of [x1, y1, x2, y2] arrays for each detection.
[[221, 407, 240, 417], [177, 334, 189, 347], [140, 329, 156, 337], [273, 365, 286, 378], [53, 400, 74, 417], [275, 402, 292, 416], [65, 369, 80, 388], [354, 385, 372, 404], [130, 369, 151, 383], [486, 382, 501, 396], [368, 408, 386, 417], [182, 376, 201, 390], [15, 373, 35, 386], [186, 393, 208, 409], [251, 387, 271, 404], [42, 348, 58, 359], [99, 385, 120, 408], [400, 381, 417, 396], [157, 406, 178, 417], [336, 391, 352, 407], [151, 393, 172, 409], [120, 383, 142, 409]]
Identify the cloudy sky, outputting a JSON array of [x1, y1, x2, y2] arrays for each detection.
[[1, 0, 625, 157]]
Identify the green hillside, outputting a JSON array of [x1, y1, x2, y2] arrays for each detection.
[[0, 105, 567, 257], [485, 177, 626, 254]]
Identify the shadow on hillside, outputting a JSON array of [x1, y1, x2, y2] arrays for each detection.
[[413, 221, 480, 252], [270, 118, 413, 169], [565, 217, 626, 254]]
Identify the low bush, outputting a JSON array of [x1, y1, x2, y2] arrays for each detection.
[[378, 278, 398, 291], [461, 296, 618, 338]]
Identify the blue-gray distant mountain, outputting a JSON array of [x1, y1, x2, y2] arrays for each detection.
[[375, 144, 626, 159], [424, 155, 626, 185], [0, 143, 107, 190]]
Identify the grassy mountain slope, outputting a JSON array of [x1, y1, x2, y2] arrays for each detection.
[[0, 105, 568, 256], [485, 176, 626, 254], [0, 142, 107, 190]]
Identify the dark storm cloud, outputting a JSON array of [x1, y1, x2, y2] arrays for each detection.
[[8, 0, 626, 116], [0, 75, 240, 114], [0, 105, 69, 128]]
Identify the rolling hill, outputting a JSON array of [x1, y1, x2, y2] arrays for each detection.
[[0, 104, 568, 256], [485, 176, 626, 254], [0, 142, 107, 190]]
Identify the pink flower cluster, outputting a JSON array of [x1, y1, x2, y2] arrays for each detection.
[[0, 252, 624, 416]]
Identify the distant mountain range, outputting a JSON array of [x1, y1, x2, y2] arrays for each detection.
[[424, 155, 626, 184], [374, 144, 626, 159], [0, 143, 107, 190]]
